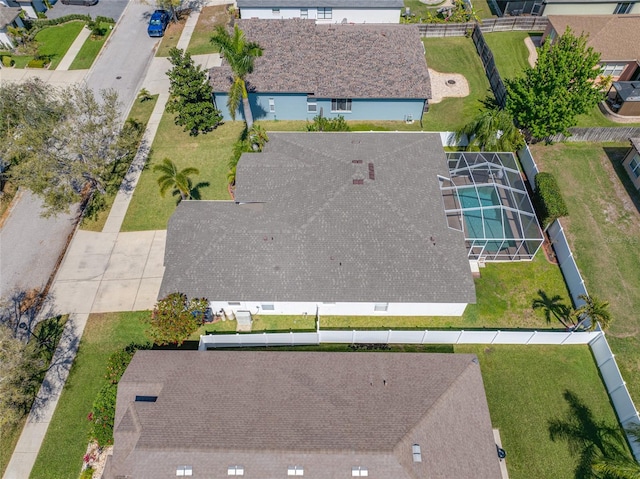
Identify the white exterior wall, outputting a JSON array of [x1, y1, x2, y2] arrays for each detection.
[[542, 3, 617, 14], [0, 30, 14, 49], [240, 7, 401, 23], [210, 300, 468, 317]]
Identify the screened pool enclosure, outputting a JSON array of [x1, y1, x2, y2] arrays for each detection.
[[440, 152, 543, 261]]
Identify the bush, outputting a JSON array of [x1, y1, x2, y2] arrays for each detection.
[[104, 342, 150, 384], [27, 58, 46, 68], [306, 115, 350, 132], [80, 467, 94, 479], [534, 172, 569, 228], [89, 383, 117, 446], [2, 55, 14, 67]]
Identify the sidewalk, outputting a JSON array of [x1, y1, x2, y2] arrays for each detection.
[[1, 6, 209, 479], [56, 25, 92, 71]]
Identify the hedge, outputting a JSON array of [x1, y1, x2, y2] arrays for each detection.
[[26, 14, 115, 41], [534, 172, 569, 229]]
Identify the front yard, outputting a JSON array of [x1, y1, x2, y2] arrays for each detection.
[[530, 142, 640, 402]]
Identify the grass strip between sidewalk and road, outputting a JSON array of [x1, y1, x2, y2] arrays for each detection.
[[69, 26, 112, 70]]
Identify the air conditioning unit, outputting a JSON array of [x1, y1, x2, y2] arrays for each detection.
[[405, 114, 414, 124]]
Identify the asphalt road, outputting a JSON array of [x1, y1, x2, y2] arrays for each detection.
[[0, 0, 159, 304], [46, 0, 129, 21]]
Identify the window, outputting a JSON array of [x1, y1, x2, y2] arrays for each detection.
[[269, 98, 275, 113], [630, 155, 640, 178], [135, 395, 157, 402], [261, 303, 275, 310], [228, 301, 241, 306], [307, 100, 317, 113], [228, 466, 244, 476], [272, 7, 280, 14], [614, 2, 632, 13], [352, 467, 368, 477], [318, 7, 332, 19], [300, 7, 308, 18], [287, 466, 304, 476], [331, 98, 352, 112], [601, 63, 627, 77], [412, 444, 422, 463], [176, 466, 193, 476], [374, 303, 388, 312]]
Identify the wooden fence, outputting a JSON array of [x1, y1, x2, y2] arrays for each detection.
[[548, 127, 640, 143], [417, 16, 548, 37]]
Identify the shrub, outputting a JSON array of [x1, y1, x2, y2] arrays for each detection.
[[534, 172, 569, 228], [80, 467, 94, 479], [2, 55, 14, 67], [26, 58, 46, 68], [87, 20, 107, 37], [89, 383, 117, 446], [104, 342, 150, 384], [306, 115, 350, 132]]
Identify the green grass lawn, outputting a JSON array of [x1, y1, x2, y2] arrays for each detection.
[[186, 4, 228, 55], [69, 27, 111, 70], [575, 105, 640, 128], [404, 0, 496, 19], [121, 115, 245, 231], [483, 31, 533, 81], [191, 315, 317, 338], [458, 344, 624, 479], [80, 95, 159, 232], [422, 36, 493, 131], [37, 21, 85, 70], [30, 312, 149, 479], [156, 17, 188, 57], [530, 142, 640, 402]]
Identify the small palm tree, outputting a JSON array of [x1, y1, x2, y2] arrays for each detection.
[[210, 25, 263, 129], [455, 107, 524, 152], [573, 294, 612, 331], [153, 158, 199, 201], [592, 425, 640, 478], [532, 290, 574, 329]]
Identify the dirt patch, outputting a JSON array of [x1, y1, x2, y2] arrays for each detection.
[[428, 68, 470, 104], [197, 5, 229, 28]]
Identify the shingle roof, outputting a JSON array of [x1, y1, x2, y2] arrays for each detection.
[[107, 351, 502, 479], [209, 19, 431, 99], [631, 138, 640, 152], [238, 0, 404, 7], [547, 15, 640, 61], [0, 5, 21, 29], [159, 132, 475, 304]]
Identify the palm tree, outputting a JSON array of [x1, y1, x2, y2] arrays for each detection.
[[455, 107, 524, 152], [532, 290, 574, 329], [153, 158, 199, 201], [210, 25, 263, 129], [592, 425, 640, 479], [573, 294, 612, 331]]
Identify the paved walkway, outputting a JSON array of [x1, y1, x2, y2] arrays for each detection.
[[2, 3, 221, 477], [56, 25, 92, 71]]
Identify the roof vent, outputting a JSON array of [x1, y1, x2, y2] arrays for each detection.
[[352, 159, 363, 164], [352, 467, 368, 477], [353, 179, 364, 185], [412, 444, 422, 463], [176, 466, 192, 476], [368, 163, 375, 180]]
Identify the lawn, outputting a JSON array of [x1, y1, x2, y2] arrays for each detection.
[[69, 26, 111, 70], [404, 0, 496, 19], [422, 36, 493, 131], [121, 115, 244, 231], [575, 105, 640, 128], [255, 119, 424, 132], [186, 5, 228, 55], [483, 31, 534, 80], [37, 21, 85, 70], [530, 142, 640, 402], [155, 16, 188, 57], [79, 95, 159, 232], [190, 315, 317, 339], [30, 312, 149, 479]]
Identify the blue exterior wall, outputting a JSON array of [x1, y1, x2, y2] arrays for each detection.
[[213, 92, 426, 122]]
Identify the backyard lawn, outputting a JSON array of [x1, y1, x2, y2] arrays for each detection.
[[69, 25, 111, 70], [30, 312, 149, 479], [121, 114, 244, 231], [186, 4, 228, 55], [483, 31, 535, 80], [530, 142, 640, 402], [422, 36, 492, 131], [404, 0, 496, 19], [80, 95, 159, 232]]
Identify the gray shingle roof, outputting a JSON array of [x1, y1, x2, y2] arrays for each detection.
[[238, 0, 404, 7], [631, 137, 640, 152], [107, 351, 502, 479], [0, 5, 21, 28], [209, 19, 431, 99], [159, 132, 475, 305]]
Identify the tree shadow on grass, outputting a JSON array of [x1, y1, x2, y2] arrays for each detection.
[[549, 390, 627, 479], [603, 146, 640, 216]]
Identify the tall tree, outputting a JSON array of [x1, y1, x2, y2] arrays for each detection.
[[156, 0, 181, 22], [455, 107, 524, 151], [147, 293, 209, 346], [166, 47, 222, 136], [574, 294, 612, 331], [505, 28, 604, 141], [210, 25, 263, 129], [154, 158, 199, 201]]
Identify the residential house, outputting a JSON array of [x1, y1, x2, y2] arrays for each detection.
[[104, 350, 504, 479], [209, 19, 431, 122], [0, 0, 46, 19], [537, 0, 640, 15], [159, 132, 476, 317], [237, 0, 404, 23], [0, 4, 22, 49], [623, 138, 640, 188]]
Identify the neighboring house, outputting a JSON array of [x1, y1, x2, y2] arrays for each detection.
[[209, 19, 431, 122], [159, 132, 476, 317], [237, 0, 404, 24], [104, 350, 504, 479], [0, 5, 22, 49], [607, 80, 640, 116], [536, 0, 640, 15], [543, 15, 640, 82], [623, 138, 640, 188], [0, 0, 45, 19]]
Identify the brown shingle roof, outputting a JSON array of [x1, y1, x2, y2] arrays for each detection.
[[107, 351, 501, 479], [547, 15, 640, 61], [209, 19, 431, 99]]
